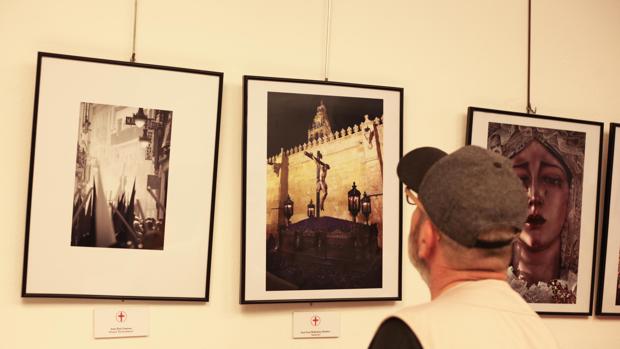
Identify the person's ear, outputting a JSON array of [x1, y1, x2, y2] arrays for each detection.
[[417, 219, 439, 260]]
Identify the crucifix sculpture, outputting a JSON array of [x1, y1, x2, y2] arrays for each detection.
[[304, 150, 330, 217]]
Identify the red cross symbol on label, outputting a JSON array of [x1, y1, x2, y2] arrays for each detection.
[[116, 311, 127, 323], [310, 315, 321, 327]]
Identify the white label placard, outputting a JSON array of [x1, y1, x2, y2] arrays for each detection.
[[93, 308, 149, 339], [292, 312, 340, 338]]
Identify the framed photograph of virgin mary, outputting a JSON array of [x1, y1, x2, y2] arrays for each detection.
[[596, 123, 620, 316], [22, 52, 222, 301], [241, 76, 403, 303], [467, 107, 603, 315]]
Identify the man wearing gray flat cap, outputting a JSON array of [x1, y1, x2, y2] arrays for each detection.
[[369, 145, 557, 349]]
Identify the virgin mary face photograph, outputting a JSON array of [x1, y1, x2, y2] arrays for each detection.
[[511, 139, 570, 251], [487, 122, 585, 304]]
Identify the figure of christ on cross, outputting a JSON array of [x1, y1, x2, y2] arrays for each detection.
[[304, 150, 330, 215]]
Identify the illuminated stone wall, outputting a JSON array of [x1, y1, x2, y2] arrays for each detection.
[[266, 115, 384, 236]]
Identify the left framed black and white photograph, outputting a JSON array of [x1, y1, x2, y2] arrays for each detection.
[[242, 76, 403, 303], [467, 107, 603, 315], [22, 52, 223, 301]]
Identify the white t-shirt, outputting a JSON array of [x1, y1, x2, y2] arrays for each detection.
[[393, 280, 558, 349]]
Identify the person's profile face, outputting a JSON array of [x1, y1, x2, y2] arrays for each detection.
[[511, 140, 569, 251]]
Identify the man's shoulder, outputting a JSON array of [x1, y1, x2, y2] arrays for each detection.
[[390, 286, 557, 349], [393, 301, 438, 319], [429, 280, 540, 315], [391, 281, 544, 334]]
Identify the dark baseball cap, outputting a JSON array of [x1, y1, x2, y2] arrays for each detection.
[[397, 145, 528, 248]]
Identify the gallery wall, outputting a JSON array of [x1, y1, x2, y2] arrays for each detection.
[[2, 0, 620, 347]]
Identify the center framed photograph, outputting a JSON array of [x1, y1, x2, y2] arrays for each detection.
[[241, 76, 403, 303]]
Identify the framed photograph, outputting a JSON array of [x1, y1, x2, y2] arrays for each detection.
[[596, 123, 620, 315], [467, 107, 603, 314], [22, 52, 223, 301], [241, 76, 403, 303]]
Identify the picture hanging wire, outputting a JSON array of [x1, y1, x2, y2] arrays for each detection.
[[130, 0, 138, 63], [526, 0, 536, 114], [323, 0, 332, 81]]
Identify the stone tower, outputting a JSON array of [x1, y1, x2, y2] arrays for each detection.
[[307, 100, 332, 142]]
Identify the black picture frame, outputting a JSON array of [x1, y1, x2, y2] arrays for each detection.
[[22, 52, 223, 301], [596, 123, 620, 316], [467, 106, 603, 315], [241, 75, 403, 303]]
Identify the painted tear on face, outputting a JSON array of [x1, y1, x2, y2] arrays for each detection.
[[511, 140, 569, 251]]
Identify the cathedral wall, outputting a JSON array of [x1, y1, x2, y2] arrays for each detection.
[[266, 116, 384, 236]]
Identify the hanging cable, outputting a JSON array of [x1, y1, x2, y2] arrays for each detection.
[[323, 0, 332, 81], [130, 0, 138, 63], [526, 0, 536, 114]]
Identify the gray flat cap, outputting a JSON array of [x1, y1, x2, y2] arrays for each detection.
[[398, 145, 528, 248]]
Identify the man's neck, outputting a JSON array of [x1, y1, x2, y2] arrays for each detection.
[[428, 267, 507, 300]]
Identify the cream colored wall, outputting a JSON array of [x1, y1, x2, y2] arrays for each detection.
[[2, 0, 620, 348]]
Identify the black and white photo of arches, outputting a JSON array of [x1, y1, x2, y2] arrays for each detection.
[[71, 102, 173, 250]]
